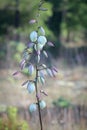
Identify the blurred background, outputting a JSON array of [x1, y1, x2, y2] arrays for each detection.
[[0, 0, 87, 130]]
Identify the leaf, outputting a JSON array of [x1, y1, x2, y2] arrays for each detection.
[[43, 50, 48, 58]]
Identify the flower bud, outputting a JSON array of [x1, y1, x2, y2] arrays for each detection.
[[27, 82, 35, 93], [39, 27, 45, 35], [38, 36, 47, 46], [46, 68, 53, 77], [23, 51, 30, 60], [28, 64, 34, 75], [29, 19, 36, 24], [37, 44, 44, 50], [30, 31, 37, 42], [34, 44, 44, 51], [29, 104, 37, 113], [39, 100, 46, 109], [43, 50, 48, 58]]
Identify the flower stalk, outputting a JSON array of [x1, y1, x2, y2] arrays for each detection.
[[35, 65, 43, 130], [13, 1, 57, 130]]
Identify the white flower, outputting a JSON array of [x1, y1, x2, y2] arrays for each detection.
[[34, 44, 44, 51], [38, 36, 47, 46], [30, 31, 37, 42], [28, 64, 34, 75], [29, 104, 37, 113], [27, 82, 35, 93], [39, 100, 46, 109]]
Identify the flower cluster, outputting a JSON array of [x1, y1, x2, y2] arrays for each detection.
[[13, 25, 57, 113], [20, 25, 57, 112]]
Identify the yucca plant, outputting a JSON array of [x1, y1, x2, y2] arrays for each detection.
[[13, 0, 57, 130]]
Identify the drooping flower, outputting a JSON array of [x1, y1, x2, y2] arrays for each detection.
[[29, 103, 37, 113], [39, 100, 46, 109], [30, 31, 37, 42], [28, 64, 34, 75], [27, 82, 35, 93], [38, 36, 47, 46]]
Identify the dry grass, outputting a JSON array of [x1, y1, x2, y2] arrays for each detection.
[[0, 65, 87, 130], [0, 64, 87, 107]]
